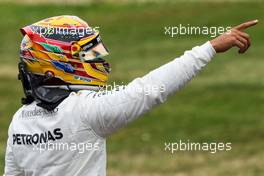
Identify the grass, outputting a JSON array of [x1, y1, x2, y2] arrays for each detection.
[[0, 1, 264, 175]]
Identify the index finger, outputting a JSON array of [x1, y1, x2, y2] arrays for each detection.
[[234, 20, 259, 31]]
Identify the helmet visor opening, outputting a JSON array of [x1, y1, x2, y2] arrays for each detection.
[[79, 42, 109, 62]]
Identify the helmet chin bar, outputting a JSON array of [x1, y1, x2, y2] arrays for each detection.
[[18, 61, 103, 111], [18, 61, 71, 110]]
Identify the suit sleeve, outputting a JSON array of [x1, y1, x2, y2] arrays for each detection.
[[4, 124, 23, 176], [78, 41, 216, 137]]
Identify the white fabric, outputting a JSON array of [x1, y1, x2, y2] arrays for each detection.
[[5, 41, 216, 176]]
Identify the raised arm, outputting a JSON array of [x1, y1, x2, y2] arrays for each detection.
[[76, 20, 258, 138]]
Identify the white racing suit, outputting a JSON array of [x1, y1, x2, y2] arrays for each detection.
[[5, 42, 216, 176]]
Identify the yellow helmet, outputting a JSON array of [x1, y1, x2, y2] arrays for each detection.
[[20, 15, 110, 88]]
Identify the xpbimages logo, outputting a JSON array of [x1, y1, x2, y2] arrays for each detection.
[[164, 24, 232, 38], [33, 141, 100, 154], [31, 24, 100, 38], [164, 140, 232, 154]]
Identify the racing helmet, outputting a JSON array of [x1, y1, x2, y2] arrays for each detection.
[[18, 15, 110, 109], [20, 15, 110, 88]]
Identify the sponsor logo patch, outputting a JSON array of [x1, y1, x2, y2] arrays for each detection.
[[13, 128, 63, 145]]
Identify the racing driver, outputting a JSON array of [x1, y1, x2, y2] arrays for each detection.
[[4, 16, 258, 176]]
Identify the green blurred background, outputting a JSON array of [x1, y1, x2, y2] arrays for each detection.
[[0, 0, 264, 175]]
